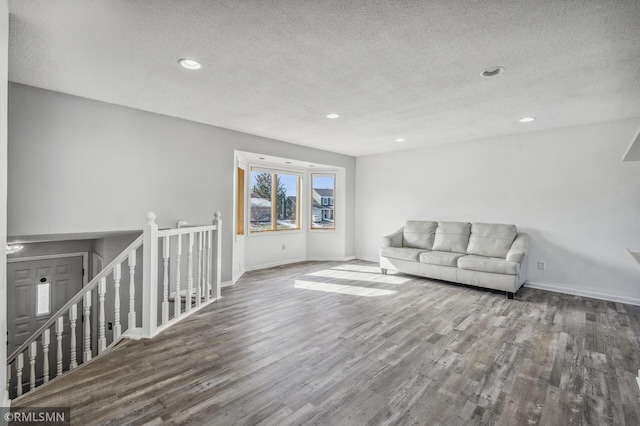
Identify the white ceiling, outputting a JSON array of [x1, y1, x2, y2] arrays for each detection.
[[7, 0, 640, 157]]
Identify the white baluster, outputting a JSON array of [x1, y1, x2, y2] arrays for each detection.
[[162, 236, 170, 324], [128, 249, 137, 329], [56, 317, 64, 377], [186, 232, 194, 313], [83, 291, 92, 362], [113, 264, 122, 339], [69, 304, 78, 369], [213, 212, 222, 299], [205, 229, 212, 301], [98, 278, 106, 354], [6, 364, 11, 396], [196, 231, 203, 307], [29, 341, 37, 391], [42, 329, 50, 383], [16, 353, 24, 397], [141, 212, 159, 338], [174, 235, 182, 318]]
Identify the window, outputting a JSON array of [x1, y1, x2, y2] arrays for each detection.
[[236, 167, 245, 236], [311, 174, 336, 230], [250, 170, 300, 232], [36, 282, 51, 316]]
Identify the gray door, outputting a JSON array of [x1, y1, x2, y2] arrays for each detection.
[[7, 256, 83, 393]]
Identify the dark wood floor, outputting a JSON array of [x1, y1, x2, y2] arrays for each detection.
[[13, 260, 640, 425]]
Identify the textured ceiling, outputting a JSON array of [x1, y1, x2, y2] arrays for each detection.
[[7, 0, 640, 156]]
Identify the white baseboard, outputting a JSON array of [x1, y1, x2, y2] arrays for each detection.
[[244, 258, 307, 272], [525, 281, 640, 306], [305, 255, 356, 262], [222, 270, 247, 287], [241, 256, 357, 276], [356, 255, 379, 263]]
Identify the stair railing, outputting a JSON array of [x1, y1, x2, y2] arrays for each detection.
[[5, 211, 222, 399]]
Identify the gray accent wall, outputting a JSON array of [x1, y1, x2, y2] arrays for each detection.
[[8, 83, 356, 282]]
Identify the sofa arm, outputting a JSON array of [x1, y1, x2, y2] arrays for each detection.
[[506, 233, 529, 264], [381, 227, 404, 248]]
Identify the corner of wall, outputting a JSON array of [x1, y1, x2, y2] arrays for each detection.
[[0, 0, 9, 408]]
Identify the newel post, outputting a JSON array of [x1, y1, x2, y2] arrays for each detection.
[[142, 212, 159, 338], [213, 211, 222, 299]]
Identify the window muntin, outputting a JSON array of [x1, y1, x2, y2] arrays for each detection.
[[311, 174, 336, 230], [250, 170, 300, 232]]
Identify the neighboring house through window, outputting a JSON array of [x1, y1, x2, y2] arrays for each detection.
[[311, 174, 336, 230]]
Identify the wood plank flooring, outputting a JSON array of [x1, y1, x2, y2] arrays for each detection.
[[12, 260, 640, 425]]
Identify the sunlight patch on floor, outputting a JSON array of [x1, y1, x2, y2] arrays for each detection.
[[307, 269, 409, 285], [294, 280, 397, 297], [330, 264, 382, 274]]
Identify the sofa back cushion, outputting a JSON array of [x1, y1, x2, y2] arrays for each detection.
[[432, 222, 471, 253], [467, 223, 517, 258], [402, 221, 438, 249]]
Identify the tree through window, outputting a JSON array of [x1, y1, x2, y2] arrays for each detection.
[[250, 171, 300, 232]]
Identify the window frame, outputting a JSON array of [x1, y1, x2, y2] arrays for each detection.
[[249, 167, 302, 234], [310, 172, 336, 231], [236, 166, 245, 237]]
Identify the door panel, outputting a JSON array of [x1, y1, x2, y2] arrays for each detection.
[[7, 256, 84, 395]]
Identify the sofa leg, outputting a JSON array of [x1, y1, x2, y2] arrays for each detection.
[[381, 268, 387, 275], [506, 292, 514, 300]]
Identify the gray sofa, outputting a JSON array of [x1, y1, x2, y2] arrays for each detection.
[[380, 221, 528, 298]]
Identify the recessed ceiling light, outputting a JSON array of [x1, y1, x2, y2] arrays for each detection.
[[481, 66, 504, 77], [285, 161, 292, 164], [309, 165, 315, 168], [326, 113, 340, 119], [258, 157, 265, 160], [519, 117, 536, 123], [395, 138, 406, 143], [179, 58, 202, 70]]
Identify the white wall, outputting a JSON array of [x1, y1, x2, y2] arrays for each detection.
[[356, 119, 640, 304], [0, 0, 8, 409], [245, 231, 307, 270], [7, 83, 356, 282]]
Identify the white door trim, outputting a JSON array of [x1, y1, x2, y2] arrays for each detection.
[[8, 252, 89, 287]]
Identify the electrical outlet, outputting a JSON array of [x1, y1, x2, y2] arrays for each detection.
[[538, 261, 546, 270], [282, 244, 286, 250]]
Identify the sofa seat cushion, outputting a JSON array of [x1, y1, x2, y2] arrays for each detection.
[[403, 221, 438, 249], [458, 255, 520, 275], [432, 221, 471, 253], [419, 250, 465, 267], [380, 247, 426, 262], [467, 223, 517, 258]]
